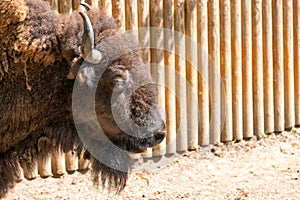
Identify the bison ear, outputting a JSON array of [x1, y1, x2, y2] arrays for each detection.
[[79, 11, 102, 64], [67, 57, 83, 79], [67, 57, 96, 87]]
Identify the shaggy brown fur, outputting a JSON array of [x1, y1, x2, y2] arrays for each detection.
[[0, 0, 28, 29], [0, 0, 165, 198]]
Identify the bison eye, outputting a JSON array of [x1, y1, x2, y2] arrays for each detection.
[[113, 70, 130, 91], [108, 66, 130, 92]]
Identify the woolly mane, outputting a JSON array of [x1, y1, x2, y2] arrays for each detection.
[[0, 0, 164, 198], [0, 0, 126, 197]]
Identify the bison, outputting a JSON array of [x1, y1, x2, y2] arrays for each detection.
[[0, 0, 165, 197]]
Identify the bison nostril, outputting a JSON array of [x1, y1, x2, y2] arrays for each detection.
[[155, 131, 166, 141]]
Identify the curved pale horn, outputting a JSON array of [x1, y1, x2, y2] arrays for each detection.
[[79, 11, 102, 64], [80, 2, 91, 11]]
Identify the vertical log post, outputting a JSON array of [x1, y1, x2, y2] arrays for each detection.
[[138, 0, 151, 73], [150, 0, 166, 156], [262, 0, 274, 133], [51, 147, 65, 177], [197, 0, 209, 146], [125, 0, 138, 30], [78, 149, 90, 171], [37, 136, 52, 178], [112, 0, 126, 31], [72, 0, 82, 11], [164, 0, 176, 154], [48, 0, 59, 11], [91, 0, 100, 7], [241, 0, 253, 139], [294, 0, 300, 126], [174, 0, 187, 151], [208, 0, 220, 144], [85, 0, 91, 5], [65, 148, 78, 173], [273, 0, 285, 132], [231, 0, 243, 141], [252, 0, 264, 138], [220, 0, 232, 142], [98, 0, 112, 16], [85, 0, 99, 8], [58, 0, 72, 14], [185, 0, 198, 150], [20, 158, 38, 180], [283, 0, 295, 130]]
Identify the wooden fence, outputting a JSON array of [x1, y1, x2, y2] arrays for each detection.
[[47, 0, 300, 155]]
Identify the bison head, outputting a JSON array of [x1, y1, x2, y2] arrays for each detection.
[[71, 11, 165, 192]]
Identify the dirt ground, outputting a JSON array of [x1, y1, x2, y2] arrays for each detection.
[[3, 128, 300, 200]]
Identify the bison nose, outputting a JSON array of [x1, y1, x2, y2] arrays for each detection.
[[154, 130, 166, 142]]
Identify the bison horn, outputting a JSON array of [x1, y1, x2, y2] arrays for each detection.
[[80, 2, 91, 11], [79, 11, 102, 64]]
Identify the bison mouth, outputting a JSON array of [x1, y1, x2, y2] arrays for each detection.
[[127, 130, 166, 152], [113, 130, 166, 153]]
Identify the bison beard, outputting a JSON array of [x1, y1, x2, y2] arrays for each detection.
[[0, 0, 165, 197], [78, 135, 132, 193], [90, 146, 132, 193], [0, 153, 20, 197], [92, 159, 130, 193]]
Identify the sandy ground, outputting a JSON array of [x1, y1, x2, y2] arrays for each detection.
[[3, 128, 300, 200]]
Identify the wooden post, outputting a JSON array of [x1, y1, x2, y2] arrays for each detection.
[[21, 162, 38, 180], [112, 0, 126, 31], [220, 0, 232, 142], [91, 0, 100, 7], [283, 0, 295, 130], [78, 149, 90, 171], [98, 0, 112, 16], [163, 0, 176, 154], [262, 0, 274, 133], [185, 0, 198, 150], [208, 0, 220, 144], [37, 136, 52, 178], [231, 0, 243, 141], [51, 147, 65, 177], [125, 0, 138, 30], [85, 0, 99, 8], [174, 0, 187, 151], [150, 0, 166, 156], [65, 149, 78, 173], [197, 0, 209, 146], [241, 0, 253, 139], [294, 0, 300, 126], [20, 158, 38, 180], [48, 0, 58, 11], [138, 0, 151, 73], [58, 0, 72, 14], [72, 0, 81, 11], [252, 0, 264, 138], [273, 0, 285, 132]]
